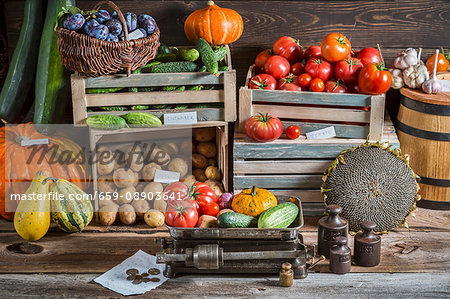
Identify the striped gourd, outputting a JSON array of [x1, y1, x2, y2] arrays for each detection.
[[257, 202, 299, 229], [49, 178, 93, 232]]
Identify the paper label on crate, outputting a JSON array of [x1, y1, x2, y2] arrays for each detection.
[[20, 138, 49, 146], [439, 79, 450, 92], [153, 169, 181, 184], [164, 111, 197, 125], [306, 126, 336, 140]]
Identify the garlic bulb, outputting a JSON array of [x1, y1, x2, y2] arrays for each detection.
[[403, 49, 429, 89], [389, 68, 404, 89], [392, 48, 418, 70], [422, 49, 442, 94]]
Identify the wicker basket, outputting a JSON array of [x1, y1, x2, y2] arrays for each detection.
[[56, 1, 160, 77]]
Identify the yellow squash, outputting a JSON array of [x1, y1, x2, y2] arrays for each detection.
[[231, 186, 277, 217], [14, 172, 51, 241]]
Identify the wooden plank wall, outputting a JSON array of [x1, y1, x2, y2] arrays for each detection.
[[3, 0, 450, 117]]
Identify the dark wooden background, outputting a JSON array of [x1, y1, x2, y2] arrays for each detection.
[[3, 0, 450, 118]]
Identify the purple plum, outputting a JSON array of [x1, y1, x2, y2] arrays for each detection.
[[106, 34, 119, 42], [111, 11, 118, 18], [63, 13, 85, 31], [84, 18, 100, 35], [138, 14, 157, 35], [88, 24, 109, 40], [93, 10, 111, 23], [123, 12, 137, 32], [105, 19, 122, 36]]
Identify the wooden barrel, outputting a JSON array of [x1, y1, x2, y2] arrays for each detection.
[[397, 87, 450, 210]]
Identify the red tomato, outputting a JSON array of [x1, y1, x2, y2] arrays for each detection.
[[305, 58, 333, 82], [357, 47, 381, 66], [298, 73, 312, 88], [358, 63, 392, 95], [335, 58, 363, 86], [164, 181, 200, 211], [351, 83, 361, 94], [273, 36, 304, 64], [264, 55, 290, 80], [255, 49, 273, 73], [321, 33, 351, 62], [277, 74, 302, 91], [325, 80, 348, 93], [249, 74, 277, 90], [426, 51, 449, 74], [201, 202, 220, 217], [165, 199, 198, 227], [286, 125, 301, 139], [245, 113, 283, 142], [305, 45, 322, 61], [310, 78, 325, 92], [290, 63, 305, 76]]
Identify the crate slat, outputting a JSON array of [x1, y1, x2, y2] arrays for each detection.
[[282, 121, 369, 139], [234, 160, 333, 174], [233, 174, 323, 189]]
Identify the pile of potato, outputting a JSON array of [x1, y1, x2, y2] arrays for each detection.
[[96, 127, 225, 226]]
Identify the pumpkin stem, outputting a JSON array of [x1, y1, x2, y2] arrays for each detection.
[[250, 186, 257, 196], [207, 0, 215, 6], [14, 135, 30, 144], [42, 177, 58, 185]]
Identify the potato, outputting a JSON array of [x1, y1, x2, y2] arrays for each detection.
[[197, 142, 217, 158], [97, 147, 115, 175], [117, 186, 136, 205], [205, 179, 224, 197], [150, 147, 171, 166], [132, 199, 150, 217], [135, 182, 147, 193], [143, 182, 164, 199], [99, 203, 118, 226], [144, 209, 165, 227], [205, 166, 221, 181], [193, 127, 215, 142], [193, 169, 207, 182], [125, 144, 144, 172], [197, 215, 218, 228], [97, 175, 116, 200], [118, 204, 136, 225], [207, 158, 217, 167], [167, 158, 189, 177], [181, 174, 196, 186], [133, 171, 140, 186], [218, 208, 234, 217], [180, 140, 195, 155], [113, 168, 136, 188], [160, 142, 179, 157], [192, 153, 208, 169], [113, 150, 127, 169]]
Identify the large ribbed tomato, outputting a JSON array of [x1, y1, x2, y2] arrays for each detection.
[[321, 33, 351, 62], [273, 36, 304, 64], [358, 63, 392, 95], [245, 113, 283, 142], [184, 1, 244, 46], [165, 199, 198, 228]]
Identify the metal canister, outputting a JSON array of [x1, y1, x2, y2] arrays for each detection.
[[329, 236, 351, 274], [279, 262, 294, 287], [318, 204, 348, 258], [354, 221, 381, 267]]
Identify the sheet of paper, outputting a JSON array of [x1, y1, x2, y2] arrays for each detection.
[[153, 169, 180, 184], [306, 126, 336, 140], [20, 138, 49, 146], [164, 111, 197, 125], [94, 250, 168, 296]]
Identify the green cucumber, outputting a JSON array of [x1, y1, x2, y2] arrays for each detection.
[[86, 115, 127, 130], [196, 38, 218, 75], [122, 112, 162, 127], [141, 61, 161, 73], [0, 0, 43, 123], [158, 44, 171, 54], [198, 65, 207, 73], [219, 66, 229, 71], [174, 105, 188, 110], [176, 48, 200, 62], [138, 87, 158, 92], [151, 61, 198, 73], [257, 202, 299, 229], [162, 86, 186, 92], [129, 68, 142, 92], [217, 212, 257, 228], [214, 47, 228, 61], [99, 106, 127, 111], [155, 53, 177, 62], [188, 85, 203, 91], [132, 105, 150, 110], [86, 87, 123, 94]]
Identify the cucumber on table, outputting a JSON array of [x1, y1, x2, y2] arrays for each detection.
[[176, 48, 200, 62], [217, 212, 257, 228], [151, 61, 198, 73], [122, 112, 162, 127], [196, 38, 218, 75], [257, 202, 299, 228], [86, 115, 127, 130]]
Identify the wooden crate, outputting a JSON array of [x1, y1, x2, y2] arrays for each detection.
[[233, 118, 399, 215], [89, 121, 229, 211], [239, 65, 386, 140], [71, 46, 236, 125]]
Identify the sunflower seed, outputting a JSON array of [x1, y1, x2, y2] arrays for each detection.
[[126, 268, 139, 275], [148, 268, 160, 275]]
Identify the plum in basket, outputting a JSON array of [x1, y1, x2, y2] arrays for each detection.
[[138, 14, 157, 35], [88, 24, 109, 40], [106, 19, 122, 36], [63, 13, 85, 31], [93, 9, 111, 23], [124, 12, 137, 32]]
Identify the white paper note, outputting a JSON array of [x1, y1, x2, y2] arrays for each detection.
[[94, 250, 168, 296], [306, 126, 336, 140], [153, 169, 181, 184], [164, 111, 197, 125], [20, 138, 49, 146]]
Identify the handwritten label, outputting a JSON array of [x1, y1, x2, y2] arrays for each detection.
[[153, 169, 180, 184], [164, 111, 197, 125], [20, 138, 49, 147], [306, 126, 336, 140], [438, 80, 450, 92]]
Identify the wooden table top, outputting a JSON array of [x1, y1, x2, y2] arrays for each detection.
[[0, 208, 449, 298]]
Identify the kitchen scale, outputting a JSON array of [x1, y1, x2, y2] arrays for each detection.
[[156, 196, 313, 278]]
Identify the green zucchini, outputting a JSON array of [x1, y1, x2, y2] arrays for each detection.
[[0, 0, 43, 123], [86, 114, 127, 130], [34, 0, 74, 124], [257, 202, 299, 228], [176, 48, 200, 62], [151, 61, 198, 73], [217, 212, 257, 228], [155, 53, 177, 62], [122, 112, 162, 127], [196, 38, 218, 75], [158, 44, 171, 54], [214, 47, 228, 61]]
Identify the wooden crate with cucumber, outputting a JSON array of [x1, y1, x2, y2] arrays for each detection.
[[71, 41, 236, 126], [89, 121, 229, 226], [239, 65, 386, 140], [233, 118, 399, 216]]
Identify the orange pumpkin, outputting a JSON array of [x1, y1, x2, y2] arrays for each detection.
[[0, 124, 90, 221], [184, 1, 244, 46]]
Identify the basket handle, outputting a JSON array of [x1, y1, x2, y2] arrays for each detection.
[[93, 0, 129, 41]]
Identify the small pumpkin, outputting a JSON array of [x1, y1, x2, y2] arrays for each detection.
[[184, 1, 244, 46], [231, 186, 277, 217]]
